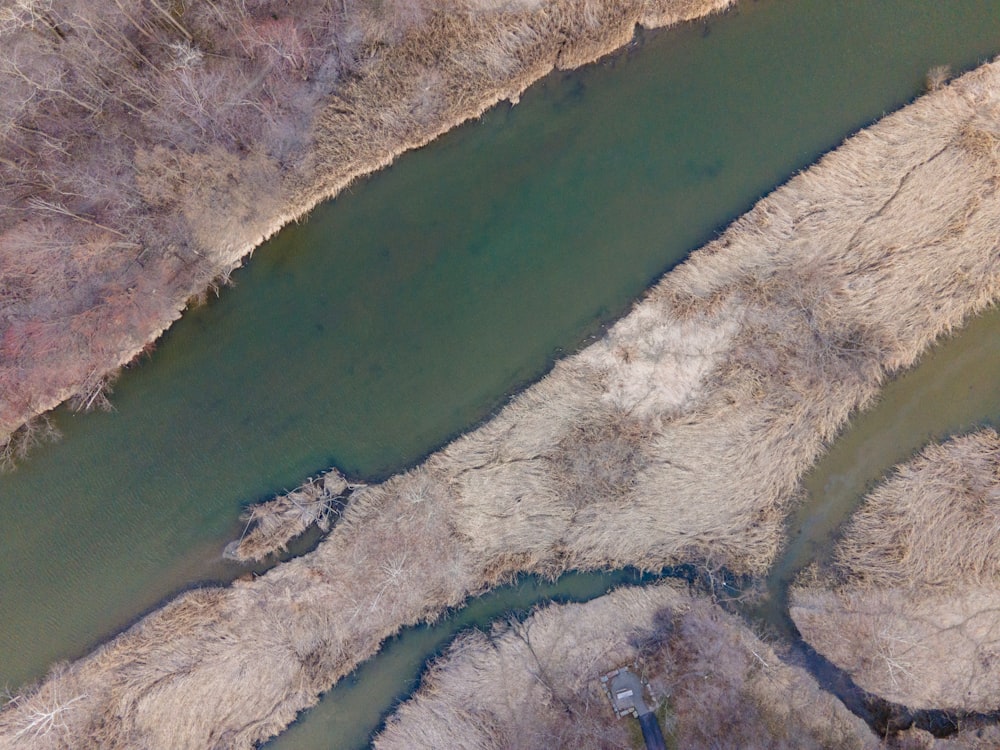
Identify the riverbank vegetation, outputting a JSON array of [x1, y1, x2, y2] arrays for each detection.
[[2, 53, 999, 747], [224, 470, 355, 564], [791, 429, 1000, 713], [0, 0, 735, 458], [376, 583, 877, 749]]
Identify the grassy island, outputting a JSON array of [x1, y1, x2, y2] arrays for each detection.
[[2, 29, 999, 744]]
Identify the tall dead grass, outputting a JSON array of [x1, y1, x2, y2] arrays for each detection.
[[895, 726, 1000, 749], [0, 0, 736, 458], [832, 430, 1000, 590], [791, 430, 1000, 712], [3, 50, 1000, 750], [376, 583, 877, 750], [224, 470, 355, 563]]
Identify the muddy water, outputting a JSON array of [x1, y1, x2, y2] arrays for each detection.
[[762, 306, 1000, 636], [2, 0, 1000, 720]]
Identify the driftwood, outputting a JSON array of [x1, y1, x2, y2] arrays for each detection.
[[224, 470, 359, 563]]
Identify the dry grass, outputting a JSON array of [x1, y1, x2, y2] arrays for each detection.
[[3, 48, 1000, 750], [791, 430, 1000, 712], [0, 0, 736, 458], [832, 430, 1000, 590], [925, 65, 953, 93], [224, 470, 355, 564], [895, 725, 1000, 749], [0, 415, 59, 474], [375, 583, 877, 750]]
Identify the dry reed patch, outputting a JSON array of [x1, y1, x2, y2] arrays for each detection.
[[791, 586, 1000, 713], [791, 430, 1000, 712], [925, 65, 953, 93], [0, 0, 736, 452], [375, 583, 876, 750], [831, 430, 1000, 590], [6, 52, 1000, 750], [225, 470, 355, 563], [0, 415, 59, 474], [895, 725, 1000, 749], [554, 407, 655, 510]]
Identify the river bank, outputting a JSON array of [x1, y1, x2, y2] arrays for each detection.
[[0, 0, 733, 456], [3, 53, 999, 748], [8, 0, 998, 701], [791, 430, 1000, 714], [376, 582, 1000, 749], [377, 582, 877, 749], [273, 295, 1000, 750]]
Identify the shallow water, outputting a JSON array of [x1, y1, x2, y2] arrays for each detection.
[[2, 0, 1000, 711], [266, 569, 654, 750], [762, 306, 1000, 636]]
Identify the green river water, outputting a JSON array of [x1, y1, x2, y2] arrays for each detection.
[[270, 308, 1000, 749], [1, 0, 999, 744]]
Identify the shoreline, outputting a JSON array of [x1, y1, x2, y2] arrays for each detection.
[[375, 583, 880, 749], [3, 55, 999, 748], [791, 429, 1000, 714], [0, 0, 735, 453]]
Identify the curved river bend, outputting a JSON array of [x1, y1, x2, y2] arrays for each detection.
[[267, 307, 1000, 750], [1, 2, 999, 744]]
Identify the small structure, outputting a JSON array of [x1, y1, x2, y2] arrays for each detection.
[[601, 666, 667, 750]]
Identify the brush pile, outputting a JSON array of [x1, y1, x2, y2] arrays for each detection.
[[792, 430, 1000, 712], [224, 470, 355, 563]]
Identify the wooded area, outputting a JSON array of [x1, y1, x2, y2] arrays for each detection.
[[0, 0, 734, 459]]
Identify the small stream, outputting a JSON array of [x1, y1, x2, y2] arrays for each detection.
[[762, 305, 1000, 639], [266, 568, 662, 749], [265, 307, 1000, 750]]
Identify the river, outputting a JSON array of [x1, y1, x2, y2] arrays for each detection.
[[268, 304, 1000, 749], [1, 0, 998, 737]]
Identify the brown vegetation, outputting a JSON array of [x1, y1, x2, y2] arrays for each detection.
[[3, 47, 1000, 750], [376, 583, 877, 750], [926, 65, 953, 93], [0, 415, 59, 473], [791, 430, 1000, 712], [224, 470, 356, 563], [0, 0, 736, 459], [895, 726, 1000, 750]]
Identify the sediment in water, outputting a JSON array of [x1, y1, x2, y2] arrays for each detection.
[[2, 54, 999, 748], [791, 430, 1000, 714]]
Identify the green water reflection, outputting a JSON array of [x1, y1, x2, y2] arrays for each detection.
[[1, 0, 999, 699]]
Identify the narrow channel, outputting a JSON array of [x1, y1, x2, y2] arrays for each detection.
[[758, 305, 1000, 638], [2, 0, 999, 714], [267, 569, 658, 750], [264, 306, 1000, 749]]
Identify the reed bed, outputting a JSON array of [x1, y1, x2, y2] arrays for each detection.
[[0, 0, 735, 457], [375, 583, 876, 749], [224, 470, 355, 564], [791, 430, 1000, 713], [895, 726, 1000, 750], [3, 50, 1000, 750]]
